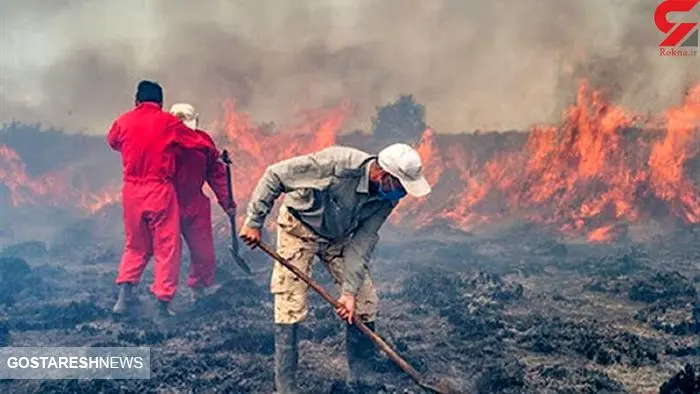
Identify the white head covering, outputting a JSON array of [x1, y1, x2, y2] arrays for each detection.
[[169, 103, 198, 130], [377, 143, 431, 197]]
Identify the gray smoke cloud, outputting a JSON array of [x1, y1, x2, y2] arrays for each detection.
[[0, 0, 697, 134]]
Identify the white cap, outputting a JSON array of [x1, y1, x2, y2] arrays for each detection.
[[169, 103, 198, 130], [377, 143, 431, 197]]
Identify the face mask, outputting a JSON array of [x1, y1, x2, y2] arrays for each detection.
[[377, 187, 407, 202]]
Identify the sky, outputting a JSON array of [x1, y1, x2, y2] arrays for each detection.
[[0, 0, 699, 134]]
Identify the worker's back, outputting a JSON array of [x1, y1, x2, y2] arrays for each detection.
[[174, 129, 216, 216], [108, 102, 183, 184]]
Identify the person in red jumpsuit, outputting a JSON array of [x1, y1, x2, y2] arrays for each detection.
[[169, 103, 235, 303], [107, 81, 202, 318]]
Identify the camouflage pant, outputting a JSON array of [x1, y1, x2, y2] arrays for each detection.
[[271, 205, 378, 325]]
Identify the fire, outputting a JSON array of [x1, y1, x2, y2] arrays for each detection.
[[0, 100, 349, 219], [648, 85, 700, 223], [0, 144, 121, 213], [0, 144, 47, 206], [586, 225, 620, 243], [398, 80, 700, 242], [3, 79, 700, 244], [211, 99, 350, 206]]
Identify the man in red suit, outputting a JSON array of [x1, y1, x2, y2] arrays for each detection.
[[107, 81, 204, 318], [169, 103, 236, 303]]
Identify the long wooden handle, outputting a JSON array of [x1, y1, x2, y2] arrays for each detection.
[[256, 242, 445, 393], [221, 150, 236, 211]]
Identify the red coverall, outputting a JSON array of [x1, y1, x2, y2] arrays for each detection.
[[174, 129, 232, 289], [107, 102, 202, 302]]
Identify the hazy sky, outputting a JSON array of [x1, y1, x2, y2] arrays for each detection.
[[0, 0, 699, 134]]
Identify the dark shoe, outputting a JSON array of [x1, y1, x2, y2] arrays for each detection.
[[190, 287, 205, 304], [346, 321, 383, 385], [112, 283, 136, 315], [187, 287, 209, 314], [157, 300, 176, 318], [274, 324, 299, 394]]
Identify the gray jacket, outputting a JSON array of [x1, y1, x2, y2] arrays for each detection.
[[245, 146, 396, 295]]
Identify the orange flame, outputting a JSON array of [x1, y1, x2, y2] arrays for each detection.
[[0, 144, 121, 213], [211, 99, 351, 210], [4, 80, 700, 244], [391, 80, 700, 242]]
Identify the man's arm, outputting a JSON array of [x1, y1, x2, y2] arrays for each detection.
[[106, 120, 122, 151], [342, 203, 395, 296], [168, 119, 202, 150], [245, 152, 332, 229]]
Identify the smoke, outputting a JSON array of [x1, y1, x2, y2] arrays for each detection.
[[0, 0, 696, 134]]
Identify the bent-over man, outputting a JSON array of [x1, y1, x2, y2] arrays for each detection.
[[239, 143, 431, 392]]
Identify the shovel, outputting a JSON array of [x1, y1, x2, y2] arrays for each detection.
[[252, 240, 452, 394], [220, 150, 252, 275]]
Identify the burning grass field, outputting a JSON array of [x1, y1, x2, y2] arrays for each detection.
[[3, 81, 700, 392]]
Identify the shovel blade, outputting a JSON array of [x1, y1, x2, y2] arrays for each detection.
[[228, 245, 252, 275]]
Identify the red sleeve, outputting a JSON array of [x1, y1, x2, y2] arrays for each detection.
[[171, 124, 201, 149], [165, 115, 204, 150], [203, 135, 234, 211], [106, 120, 122, 151]]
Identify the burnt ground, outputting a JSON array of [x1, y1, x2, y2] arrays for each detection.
[[2, 217, 700, 393]]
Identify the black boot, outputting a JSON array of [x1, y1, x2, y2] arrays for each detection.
[[346, 321, 379, 386], [112, 283, 135, 315], [157, 300, 176, 318], [187, 287, 208, 314], [274, 324, 298, 394], [190, 287, 205, 304]]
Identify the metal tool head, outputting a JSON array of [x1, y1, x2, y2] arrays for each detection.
[[221, 149, 232, 165], [228, 245, 252, 275]]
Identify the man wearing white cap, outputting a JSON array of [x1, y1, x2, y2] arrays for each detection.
[[169, 103, 236, 305], [239, 143, 430, 392]]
